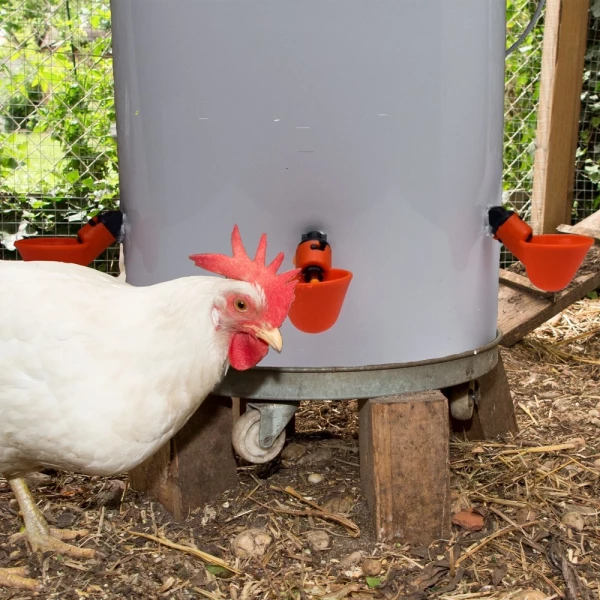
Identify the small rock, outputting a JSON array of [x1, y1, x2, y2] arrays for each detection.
[[308, 473, 324, 484], [339, 551, 363, 570], [589, 409, 600, 418], [452, 510, 484, 531], [593, 458, 600, 469], [561, 511, 585, 532], [231, 529, 273, 559], [323, 495, 354, 515], [281, 443, 307, 461], [305, 530, 330, 551], [515, 508, 536, 525], [297, 447, 334, 466], [56, 510, 77, 528], [567, 437, 586, 449], [361, 558, 382, 577], [591, 418, 600, 427]]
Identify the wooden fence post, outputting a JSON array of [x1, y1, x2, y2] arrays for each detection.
[[530, 0, 589, 235]]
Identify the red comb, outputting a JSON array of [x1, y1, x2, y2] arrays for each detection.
[[190, 225, 300, 326]]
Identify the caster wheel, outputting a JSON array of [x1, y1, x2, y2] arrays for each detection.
[[232, 409, 286, 463], [450, 393, 474, 420], [448, 382, 478, 421]]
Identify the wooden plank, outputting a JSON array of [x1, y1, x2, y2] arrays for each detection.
[[499, 268, 555, 299], [359, 391, 451, 544], [557, 224, 600, 242], [557, 209, 600, 241], [130, 395, 239, 520], [498, 246, 600, 346], [530, 0, 590, 235], [451, 354, 518, 440]]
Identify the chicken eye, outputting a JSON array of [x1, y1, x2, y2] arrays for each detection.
[[234, 298, 248, 312]]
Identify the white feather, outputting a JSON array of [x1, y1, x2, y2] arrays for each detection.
[[0, 260, 263, 477]]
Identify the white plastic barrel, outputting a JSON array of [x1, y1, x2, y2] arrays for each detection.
[[111, 0, 505, 369]]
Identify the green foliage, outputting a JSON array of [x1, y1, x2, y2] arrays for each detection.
[[574, 7, 600, 217], [1, 0, 599, 250], [503, 0, 545, 217], [0, 0, 118, 237], [3, 83, 43, 132]]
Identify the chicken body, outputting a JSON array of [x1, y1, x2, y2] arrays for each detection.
[[0, 225, 298, 590], [0, 259, 260, 478]]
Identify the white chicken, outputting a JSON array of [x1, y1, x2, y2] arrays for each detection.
[[0, 226, 299, 590]]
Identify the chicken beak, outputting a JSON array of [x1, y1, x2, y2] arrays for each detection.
[[254, 327, 283, 353]]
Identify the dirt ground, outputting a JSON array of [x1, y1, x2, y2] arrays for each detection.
[[1, 300, 600, 600]]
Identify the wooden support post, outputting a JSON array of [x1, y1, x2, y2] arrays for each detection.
[[129, 395, 239, 520], [232, 397, 247, 425], [531, 0, 589, 235], [359, 391, 451, 545], [451, 354, 518, 440]]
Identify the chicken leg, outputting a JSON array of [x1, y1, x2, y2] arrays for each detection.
[[0, 567, 41, 591], [7, 476, 96, 559]]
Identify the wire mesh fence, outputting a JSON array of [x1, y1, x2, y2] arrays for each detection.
[[0, 0, 598, 272], [575, 2, 600, 224], [0, 0, 118, 271]]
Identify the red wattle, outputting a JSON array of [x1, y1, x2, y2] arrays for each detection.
[[228, 333, 269, 370]]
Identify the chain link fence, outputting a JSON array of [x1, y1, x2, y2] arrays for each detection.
[[1, 0, 599, 272], [0, 0, 118, 271], [503, 1, 544, 241], [575, 2, 600, 224]]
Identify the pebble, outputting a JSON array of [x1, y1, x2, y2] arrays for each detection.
[[297, 447, 334, 466], [561, 511, 585, 532], [591, 418, 600, 427], [281, 443, 307, 461], [307, 473, 324, 484], [231, 529, 273, 559], [361, 558, 383, 577], [305, 530, 330, 551], [323, 495, 354, 515], [589, 409, 600, 418], [594, 458, 600, 469], [339, 551, 363, 570]]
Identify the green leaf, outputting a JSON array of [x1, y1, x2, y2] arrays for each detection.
[[366, 577, 381, 588], [65, 170, 80, 184], [205, 565, 233, 578]]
